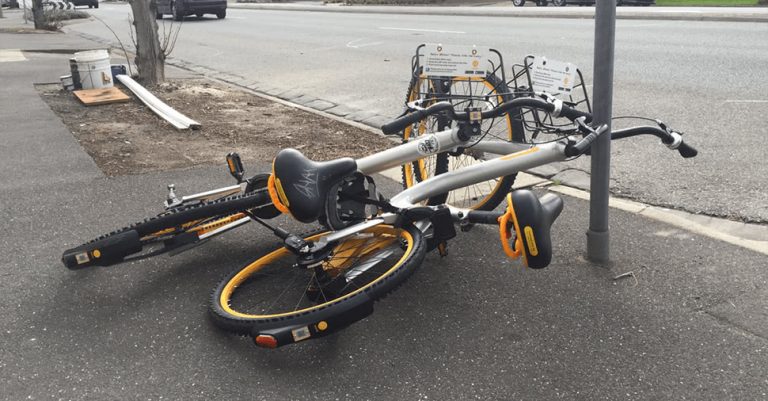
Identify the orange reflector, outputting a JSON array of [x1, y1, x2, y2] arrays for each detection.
[[254, 335, 278, 349]]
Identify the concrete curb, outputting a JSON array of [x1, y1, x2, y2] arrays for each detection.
[[228, 3, 768, 23]]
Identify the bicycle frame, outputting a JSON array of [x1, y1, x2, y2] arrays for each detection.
[[356, 126, 566, 208], [316, 127, 574, 245], [167, 124, 573, 248]]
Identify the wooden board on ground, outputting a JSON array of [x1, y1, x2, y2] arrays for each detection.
[[73, 87, 131, 106]]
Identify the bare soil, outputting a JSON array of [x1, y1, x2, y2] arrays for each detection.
[[38, 79, 394, 176]]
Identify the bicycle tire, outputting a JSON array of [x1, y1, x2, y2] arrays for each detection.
[[61, 189, 273, 269], [209, 224, 426, 338], [401, 71, 525, 211]]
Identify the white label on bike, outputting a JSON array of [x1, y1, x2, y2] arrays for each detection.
[[416, 135, 440, 156], [529, 56, 577, 98], [422, 44, 489, 77], [291, 326, 311, 342]]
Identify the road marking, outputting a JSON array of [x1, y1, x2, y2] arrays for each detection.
[[0, 50, 26, 63], [724, 100, 768, 103], [346, 39, 383, 49], [379, 27, 465, 34]]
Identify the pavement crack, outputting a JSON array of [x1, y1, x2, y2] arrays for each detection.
[[699, 309, 768, 343]]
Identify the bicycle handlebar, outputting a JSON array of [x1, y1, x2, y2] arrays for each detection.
[[381, 98, 592, 136], [611, 126, 698, 158], [382, 98, 697, 159]]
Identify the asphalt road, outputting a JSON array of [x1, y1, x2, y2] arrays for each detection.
[[63, 4, 768, 223]]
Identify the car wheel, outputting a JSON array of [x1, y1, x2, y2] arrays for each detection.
[[94, 1, 98, 7], [535, 0, 547, 5], [196, 12, 203, 17], [171, 2, 183, 21], [216, 9, 225, 19], [617, 0, 623, 5], [552, 0, 566, 5], [512, 0, 525, 6], [156, 11, 163, 19]]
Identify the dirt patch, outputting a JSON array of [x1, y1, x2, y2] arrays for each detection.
[[38, 79, 394, 176]]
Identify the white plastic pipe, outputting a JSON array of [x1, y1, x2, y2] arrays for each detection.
[[116, 74, 201, 130]]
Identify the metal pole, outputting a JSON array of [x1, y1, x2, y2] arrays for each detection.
[[586, 0, 616, 264]]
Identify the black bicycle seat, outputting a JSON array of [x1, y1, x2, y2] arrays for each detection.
[[272, 148, 357, 223], [510, 190, 563, 269]]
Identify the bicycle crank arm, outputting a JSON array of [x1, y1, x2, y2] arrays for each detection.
[[251, 297, 375, 349]]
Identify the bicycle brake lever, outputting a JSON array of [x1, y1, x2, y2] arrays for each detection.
[[565, 122, 609, 157], [406, 99, 427, 111]]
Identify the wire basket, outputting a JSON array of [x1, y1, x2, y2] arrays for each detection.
[[409, 44, 509, 106], [508, 55, 592, 143]]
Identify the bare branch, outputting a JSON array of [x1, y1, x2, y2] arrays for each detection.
[[164, 20, 182, 56], [90, 13, 134, 76]]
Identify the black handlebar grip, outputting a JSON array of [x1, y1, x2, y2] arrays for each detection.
[[381, 110, 427, 136], [466, 210, 504, 225], [559, 106, 593, 124], [677, 141, 698, 158]]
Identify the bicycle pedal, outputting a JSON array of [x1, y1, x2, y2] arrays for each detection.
[[225, 152, 245, 183]]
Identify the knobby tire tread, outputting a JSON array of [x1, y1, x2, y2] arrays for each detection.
[[208, 224, 427, 335], [75, 189, 270, 247]]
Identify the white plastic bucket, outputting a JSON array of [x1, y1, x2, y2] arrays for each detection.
[[60, 75, 75, 91], [73, 50, 113, 90]]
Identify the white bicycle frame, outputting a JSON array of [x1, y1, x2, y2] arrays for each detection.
[[167, 124, 576, 247], [316, 126, 575, 245]]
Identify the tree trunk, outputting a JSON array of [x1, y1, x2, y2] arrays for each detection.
[[128, 0, 165, 85], [32, 0, 45, 29]]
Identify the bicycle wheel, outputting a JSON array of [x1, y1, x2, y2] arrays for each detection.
[[61, 188, 275, 269], [401, 72, 525, 210], [209, 224, 426, 339]]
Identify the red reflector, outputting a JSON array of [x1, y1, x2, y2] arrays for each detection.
[[254, 335, 278, 349]]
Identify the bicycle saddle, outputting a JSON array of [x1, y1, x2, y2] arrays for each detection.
[[269, 148, 357, 223], [507, 190, 563, 269]]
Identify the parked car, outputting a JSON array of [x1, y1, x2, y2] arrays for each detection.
[[617, 0, 655, 5], [512, 0, 654, 5], [512, 0, 593, 6], [70, 0, 99, 8], [156, 0, 226, 21]]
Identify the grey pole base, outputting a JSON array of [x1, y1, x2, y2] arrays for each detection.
[[586, 229, 610, 265]]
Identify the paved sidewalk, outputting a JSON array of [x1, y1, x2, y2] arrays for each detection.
[[0, 13, 104, 190], [1, 17, 766, 400], [229, 2, 768, 22]]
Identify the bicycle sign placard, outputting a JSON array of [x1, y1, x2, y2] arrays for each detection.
[[422, 44, 489, 78], [529, 56, 578, 97]]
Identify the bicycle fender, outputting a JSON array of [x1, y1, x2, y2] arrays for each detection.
[[251, 296, 374, 348]]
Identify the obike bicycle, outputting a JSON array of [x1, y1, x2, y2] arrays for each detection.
[[61, 94, 697, 349]]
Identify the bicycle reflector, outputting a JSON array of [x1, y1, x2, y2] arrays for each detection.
[[254, 334, 278, 349], [226, 152, 245, 183]]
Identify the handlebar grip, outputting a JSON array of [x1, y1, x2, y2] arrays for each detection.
[[381, 110, 428, 136], [466, 210, 504, 225], [677, 141, 698, 158], [559, 105, 593, 124]]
